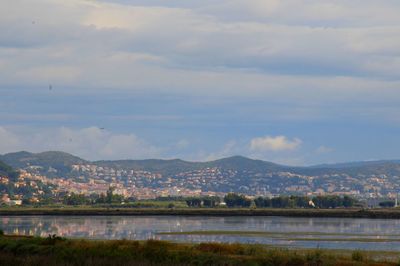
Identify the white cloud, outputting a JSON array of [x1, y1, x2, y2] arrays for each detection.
[[315, 146, 334, 154], [175, 139, 189, 150], [249, 135, 302, 152], [201, 0, 400, 27], [0, 126, 161, 160], [16, 65, 81, 83], [1, 0, 400, 166], [0, 127, 20, 152], [82, 3, 198, 32], [99, 133, 160, 159], [204, 140, 238, 161], [1, 0, 400, 95], [1, 127, 302, 163]]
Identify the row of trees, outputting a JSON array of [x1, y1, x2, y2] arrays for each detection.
[[63, 188, 124, 206], [252, 195, 356, 209], [61, 190, 357, 209], [379, 200, 396, 208], [186, 196, 220, 207], [223, 193, 252, 207]]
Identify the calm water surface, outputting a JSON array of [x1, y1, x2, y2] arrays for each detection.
[[1, 215, 400, 251]]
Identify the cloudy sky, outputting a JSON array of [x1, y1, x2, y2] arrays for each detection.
[[1, 0, 400, 165]]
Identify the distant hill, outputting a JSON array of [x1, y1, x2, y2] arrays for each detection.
[[4, 150, 400, 196], [94, 155, 287, 176], [304, 160, 400, 176], [312, 160, 400, 169], [206, 156, 285, 172], [2, 150, 400, 178], [95, 158, 204, 176], [0, 151, 290, 177], [0, 151, 87, 177]]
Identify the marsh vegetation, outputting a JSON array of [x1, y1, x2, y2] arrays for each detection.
[[0, 234, 399, 266]]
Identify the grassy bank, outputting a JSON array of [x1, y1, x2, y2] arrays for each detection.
[[2, 207, 400, 219], [0, 234, 398, 266], [158, 230, 400, 237]]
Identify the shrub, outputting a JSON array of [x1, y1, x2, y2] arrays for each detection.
[[43, 234, 66, 245], [142, 239, 174, 262], [352, 250, 364, 262], [196, 242, 246, 255], [224, 193, 252, 208], [287, 255, 306, 266], [306, 249, 324, 266]]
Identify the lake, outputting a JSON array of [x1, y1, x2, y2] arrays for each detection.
[[1, 215, 400, 251]]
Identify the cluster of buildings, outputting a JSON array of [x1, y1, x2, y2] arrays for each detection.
[[1, 163, 400, 204], [69, 164, 226, 199], [0, 170, 51, 204]]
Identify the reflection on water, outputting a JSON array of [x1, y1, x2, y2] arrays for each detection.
[[1, 215, 400, 251]]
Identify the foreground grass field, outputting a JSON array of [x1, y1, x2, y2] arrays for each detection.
[[2, 206, 400, 219], [0, 234, 399, 266]]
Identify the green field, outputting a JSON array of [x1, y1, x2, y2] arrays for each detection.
[[0, 233, 399, 266]]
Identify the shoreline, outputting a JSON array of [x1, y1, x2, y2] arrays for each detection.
[[1, 207, 400, 218]]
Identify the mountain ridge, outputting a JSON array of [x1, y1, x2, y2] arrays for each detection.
[[2, 151, 400, 178], [3, 151, 400, 196]]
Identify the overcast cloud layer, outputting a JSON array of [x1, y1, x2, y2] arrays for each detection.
[[1, 0, 400, 165]]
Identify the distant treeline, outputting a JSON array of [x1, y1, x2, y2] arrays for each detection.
[[61, 188, 125, 206], [253, 194, 356, 209], [222, 193, 357, 209], [176, 193, 357, 209], [57, 191, 358, 209]]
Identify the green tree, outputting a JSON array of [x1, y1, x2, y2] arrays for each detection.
[[96, 193, 107, 204], [202, 196, 220, 207], [63, 193, 88, 205], [313, 195, 344, 208], [343, 195, 356, 208], [271, 196, 291, 208], [254, 196, 271, 208], [106, 187, 114, 204], [291, 196, 310, 208], [379, 200, 395, 208], [224, 193, 252, 208], [186, 197, 202, 207]]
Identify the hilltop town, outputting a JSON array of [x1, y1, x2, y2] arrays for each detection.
[[1, 151, 400, 205]]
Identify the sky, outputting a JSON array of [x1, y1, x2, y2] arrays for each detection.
[[1, 0, 400, 165]]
